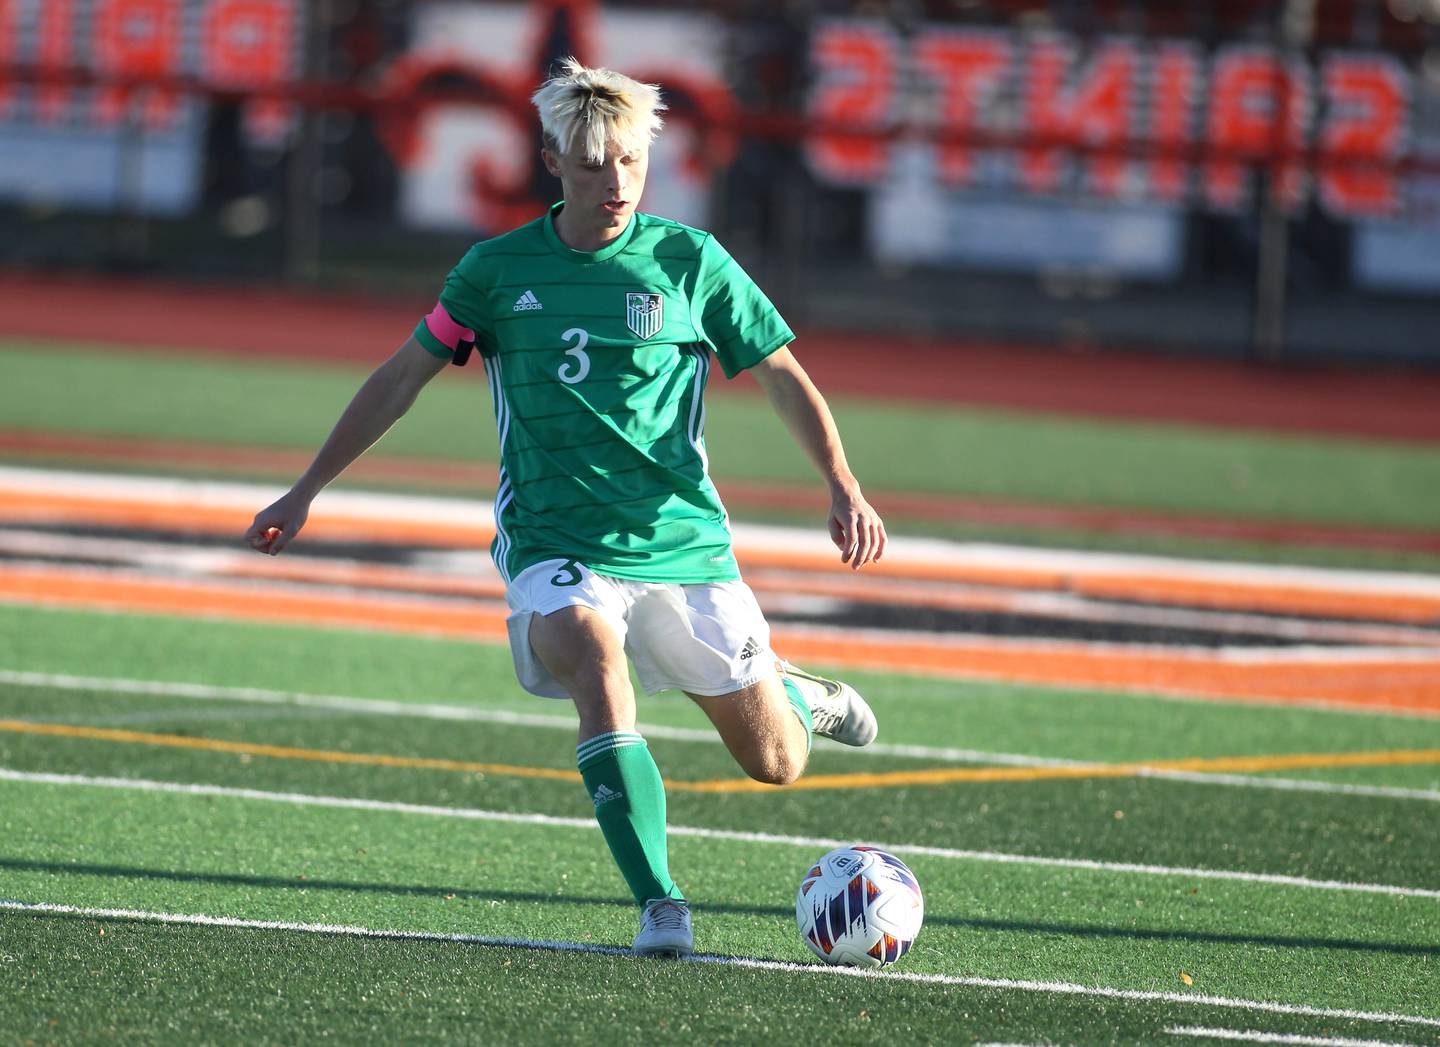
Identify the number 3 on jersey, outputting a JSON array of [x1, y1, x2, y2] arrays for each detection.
[[558, 327, 591, 384]]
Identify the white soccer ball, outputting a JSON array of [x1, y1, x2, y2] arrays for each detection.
[[796, 845, 924, 967]]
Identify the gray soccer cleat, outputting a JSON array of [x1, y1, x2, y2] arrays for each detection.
[[632, 898, 693, 959], [783, 662, 879, 747]]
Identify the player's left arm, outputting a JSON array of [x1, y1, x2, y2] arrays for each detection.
[[749, 345, 887, 570]]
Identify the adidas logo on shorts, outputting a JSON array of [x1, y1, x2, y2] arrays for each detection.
[[739, 637, 763, 660], [512, 290, 543, 312]]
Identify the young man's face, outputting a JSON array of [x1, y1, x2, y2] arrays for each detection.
[[543, 136, 649, 245]]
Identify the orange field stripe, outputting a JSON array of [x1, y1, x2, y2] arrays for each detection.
[[5, 486, 1440, 624], [775, 629, 1440, 713], [0, 490, 493, 548], [2, 717, 1435, 796], [3, 564, 1439, 713], [0, 565, 510, 642]]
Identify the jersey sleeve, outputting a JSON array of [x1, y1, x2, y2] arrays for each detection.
[[693, 234, 795, 379], [413, 244, 495, 360]]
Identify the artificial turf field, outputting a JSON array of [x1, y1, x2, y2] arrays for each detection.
[[1, 604, 1438, 1045], [1, 337, 1439, 1044]]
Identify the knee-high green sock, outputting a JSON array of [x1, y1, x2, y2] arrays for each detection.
[[782, 674, 814, 754], [576, 731, 682, 906]]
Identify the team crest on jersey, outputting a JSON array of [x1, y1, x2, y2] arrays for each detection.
[[626, 293, 664, 340]]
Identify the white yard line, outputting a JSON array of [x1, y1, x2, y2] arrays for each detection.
[[4, 670, 1438, 802], [1, 900, 1437, 1031], [3, 768, 1438, 901], [1166, 1025, 1420, 1046]]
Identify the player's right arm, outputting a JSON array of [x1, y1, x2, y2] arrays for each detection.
[[244, 335, 449, 555]]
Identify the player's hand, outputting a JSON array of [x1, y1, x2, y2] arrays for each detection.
[[244, 492, 311, 556], [828, 486, 886, 570]]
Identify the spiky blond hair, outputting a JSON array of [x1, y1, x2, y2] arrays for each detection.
[[532, 57, 665, 163]]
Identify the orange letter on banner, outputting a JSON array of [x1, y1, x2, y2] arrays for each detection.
[[205, 0, 297, 145], [93, 0, 183, 129], [1318, 54, 1409, 217], [913, 29, 1011, 188], [1021, 35, 1139, 196], [1149, 42, 1201, 203], [806, 21, 899, 185], [1204, 46, 1312, 211], [0, 0, 14, 118], [36, 0, 76, 122]]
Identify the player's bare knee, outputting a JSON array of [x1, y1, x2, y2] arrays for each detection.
[[743, 742, 806, 786], [565, 657, 635, 732]]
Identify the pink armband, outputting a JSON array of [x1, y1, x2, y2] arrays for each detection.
[[423, 301, 475, 351]]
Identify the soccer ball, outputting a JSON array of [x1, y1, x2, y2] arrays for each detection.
[[796, 845, 924, 967]]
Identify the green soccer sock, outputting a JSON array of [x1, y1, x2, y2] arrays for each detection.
[[781, 674, 814, 754], [576, 731, 683, 906]]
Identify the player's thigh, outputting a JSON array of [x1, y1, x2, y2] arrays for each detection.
[[684, 671, 786, 739], [530, 605, 637, 733], [506, 558, 632, 709], [685, 669, 807, 784], [528, 604, 624, 683]]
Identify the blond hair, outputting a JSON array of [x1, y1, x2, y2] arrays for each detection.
[[532, 57, 666, 163]]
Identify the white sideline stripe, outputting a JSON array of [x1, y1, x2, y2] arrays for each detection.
[[5, 670, 1439, 804], [6, 465, 1440, 599], [4, 768, 1439, 901], [2, 902, 1437, 1033], [1166, 1025, 1419, 1046]]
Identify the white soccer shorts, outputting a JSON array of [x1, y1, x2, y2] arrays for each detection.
[[504, 558, 777, 700]]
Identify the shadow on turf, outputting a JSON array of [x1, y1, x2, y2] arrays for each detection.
[[5, 857, 1436, 958]]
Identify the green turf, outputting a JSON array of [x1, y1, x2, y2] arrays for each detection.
[[1, 778, 1436, 1024], [4, 598, 1440, 1042], [4, 603, 1440, 889], [5, 918, 1433, 1047], [5, 341, 1440, 537]]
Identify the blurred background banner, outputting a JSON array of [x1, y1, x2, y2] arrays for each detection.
[[2, 0, 1439, 362]]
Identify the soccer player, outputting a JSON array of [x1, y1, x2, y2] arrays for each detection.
[[244, 58, 887, 959]]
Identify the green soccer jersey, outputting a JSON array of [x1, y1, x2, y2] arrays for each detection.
[[414, 203, 795, 584]]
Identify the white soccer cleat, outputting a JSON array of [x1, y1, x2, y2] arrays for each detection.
[[783, 663, 878, 747], [632, 898, 693, 959]]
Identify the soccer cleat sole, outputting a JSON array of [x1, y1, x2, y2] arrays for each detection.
[[632, 945, 692, 960]]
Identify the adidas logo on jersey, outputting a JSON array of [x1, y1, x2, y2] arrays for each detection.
[[592, 783, 624, 807], [512, 290, 543, 312]]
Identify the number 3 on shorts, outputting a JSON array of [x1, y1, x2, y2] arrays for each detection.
[[550, 559, 583, 587]]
